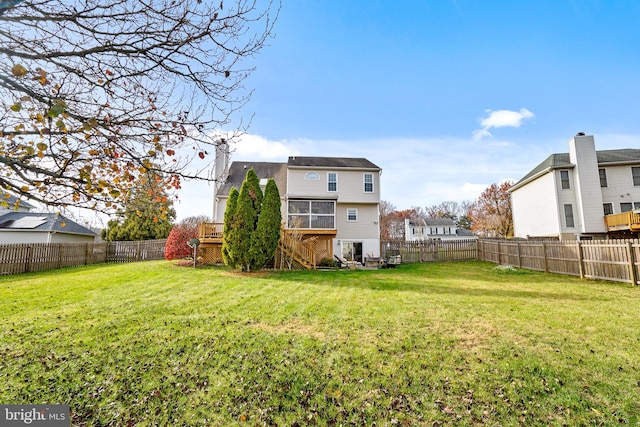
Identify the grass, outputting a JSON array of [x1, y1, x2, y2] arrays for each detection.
[[0, 261, 639, 426]]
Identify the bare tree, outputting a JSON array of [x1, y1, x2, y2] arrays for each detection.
[[468, 182, 514, 238], [422, 200, 473, 229], [0, 0, 279, 213], [379, 200, 396, 239]]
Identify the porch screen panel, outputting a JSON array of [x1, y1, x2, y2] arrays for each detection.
[[289, 215, 310, 228], [288, 200, 335, 229], [289, 200, 310, 213]]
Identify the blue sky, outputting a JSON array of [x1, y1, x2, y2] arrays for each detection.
[[174, 0, 640, 221]]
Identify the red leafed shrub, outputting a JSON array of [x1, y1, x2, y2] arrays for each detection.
[[165, 223, 198, 260]]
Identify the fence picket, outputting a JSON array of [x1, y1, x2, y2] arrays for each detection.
[[0, 240, 166, 276], [477, 238, 640, 286]]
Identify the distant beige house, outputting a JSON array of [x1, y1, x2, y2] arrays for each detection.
[[200, 143, 382, 267]]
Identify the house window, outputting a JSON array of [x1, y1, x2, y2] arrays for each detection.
[[288, 200, 335, 229], [305, 172, 320, 180], [564, 204, 575, 228], [327, 173, 337, 192], [621, 202, 633, 213], [560, 170, 570, 189], [599, 169, 607, 188], [347, 208, 358, 221], [633, 167, 640, 186], [363, 173, 374, 193], [603, 203, 613, 216]]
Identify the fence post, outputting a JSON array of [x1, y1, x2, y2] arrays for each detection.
[[25, 245, 32, 273], [516, 241, 522, 268], [136, 241, 142, 261], [497, 241, 502, 265], [627, 241, 638, 286], [576, 241, 584, 279], [542, 241, 548, 273]]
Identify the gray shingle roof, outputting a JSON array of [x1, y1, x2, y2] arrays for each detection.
[[0, 212, 97, 236], [217, 161, 287, 197], [424, 218, 456, 226], [287, 156, 381, 170], [0, 192, 35, 210], [408, 218, 456, 227], [513, 148, 640, 189]]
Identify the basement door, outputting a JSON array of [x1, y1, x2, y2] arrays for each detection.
[[341, 241, 363, 264]]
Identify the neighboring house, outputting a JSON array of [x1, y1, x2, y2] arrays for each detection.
[[0, 193, 34, 214], [404, 218, 475, 241], [201, 143, 382, 267], [0, 212, 97, 244], [509, 133, 640, 240]]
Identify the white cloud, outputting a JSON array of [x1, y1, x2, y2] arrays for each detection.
[[473, 108, 534, 141], [173, 132, 550, 220], [233, 134, 304, 160]]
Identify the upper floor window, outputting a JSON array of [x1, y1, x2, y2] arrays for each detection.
[[363, 173, 374, 193], [564, 204, 575, 228], [603, 203, 613, 216], [305, 172, 320, 180], [632, 167, 640, 186], [347, 208, 358, 221], [327, 173, 337, 192], [599, 169, 608, 188], [560, 170, 570, 189], [621, 202, 633, 213]]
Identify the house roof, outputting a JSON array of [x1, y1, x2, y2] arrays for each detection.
[[407, 218, 456, 227], [287, 156, 381, 170], [217, 161, 287, 197], [0, 212, 97, 236], [424, 218, 456, 226], [0, 192, 35, 210], [511, 148, 640, 191]]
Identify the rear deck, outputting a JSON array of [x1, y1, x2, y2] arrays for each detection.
[[197, 223, 336, 268], [604, 212, 640, 233]]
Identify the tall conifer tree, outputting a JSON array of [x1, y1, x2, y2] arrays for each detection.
[[249, 178, 282, 269], [221, 187, 239, 266]]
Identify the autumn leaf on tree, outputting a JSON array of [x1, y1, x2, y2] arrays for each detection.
[[0, 0, 280, 215]]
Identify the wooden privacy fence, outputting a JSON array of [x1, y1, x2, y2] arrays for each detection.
[[478, 239, 640, 285], [381, 239, 478, 263], [0, 239, 166, 275], [106, 239, 167, 263]]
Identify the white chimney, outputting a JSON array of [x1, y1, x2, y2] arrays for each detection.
[[214, 138, 230, 185], [212, 139, 230, 221], [568, 134, 605, 234]]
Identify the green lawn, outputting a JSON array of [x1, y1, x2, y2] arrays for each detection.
[[1, 261, 639, 426]]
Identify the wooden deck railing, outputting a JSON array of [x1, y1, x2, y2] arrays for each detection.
[[604, 212, 640, 231], [198, 223, 224, 242]]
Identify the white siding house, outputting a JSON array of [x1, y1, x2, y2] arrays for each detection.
[[509, 134, 640, 240], [405, 218, 475, 241], [0, 193, 34, 214], [0, 212, 97, 244]]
